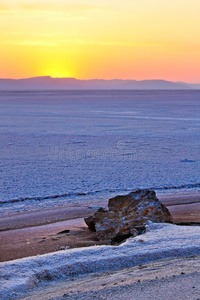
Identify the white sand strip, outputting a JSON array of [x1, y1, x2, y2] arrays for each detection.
[[0, 223, 200, 299], [22, 255, 200, 300]]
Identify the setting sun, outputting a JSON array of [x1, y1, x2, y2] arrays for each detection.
[[0, 0, 200, 82], [44, 65, 75, 79]]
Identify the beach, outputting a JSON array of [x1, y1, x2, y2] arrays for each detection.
[[0, 191, 200, 300], [0, 90, 200, 299], [0, 203, 200, 299], [0, 192, 200, 262]]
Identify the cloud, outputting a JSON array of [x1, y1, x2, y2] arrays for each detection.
[[18, 3, 99, 13], [0, 3, 12, 13], [0, 37, 163, 48], [16, 40, 58, 46], [0, 2, 105, 16], [0, 39, 58, 46], [62, 39, 163, 48]]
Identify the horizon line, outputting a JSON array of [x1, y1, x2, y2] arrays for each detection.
[[0, 76, 200, 84]]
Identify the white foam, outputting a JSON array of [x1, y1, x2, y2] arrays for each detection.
[[0, 223, 200, 299]]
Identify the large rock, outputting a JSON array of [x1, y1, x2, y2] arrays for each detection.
[[84, 189, 173, 241]]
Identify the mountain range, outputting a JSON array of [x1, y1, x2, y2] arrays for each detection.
[[0, 76, 199, 90]]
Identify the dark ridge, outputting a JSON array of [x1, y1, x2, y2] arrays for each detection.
[[111, 233, 133, 244], [165, 201, 200, 207], [176, 222, 200, 226], [153, 183, 200, 191], [57, 230, 70, 235], [0, 77, 197, 90], [0, 191, 96, 204], [1, 183, 199, 205]]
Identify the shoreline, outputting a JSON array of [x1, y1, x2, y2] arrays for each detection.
[[0, 191, 199, 262], [1, 191, 200, 231], [1, 222, 200, 300]]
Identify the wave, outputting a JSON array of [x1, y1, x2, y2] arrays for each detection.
[[1, 183, 200, 205], [0, 191, 100, 205], [153, 182, 200, 191]]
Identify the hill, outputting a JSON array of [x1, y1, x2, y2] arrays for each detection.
[[0, 76, 198, 90]]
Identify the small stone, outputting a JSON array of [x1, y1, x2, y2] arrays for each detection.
[[57, 230, 70, 234]]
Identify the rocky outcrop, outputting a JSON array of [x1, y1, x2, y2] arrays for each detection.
[[84, 189, 173, 242]]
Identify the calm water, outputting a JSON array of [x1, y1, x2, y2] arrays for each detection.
[[0, 90, 200, 216]]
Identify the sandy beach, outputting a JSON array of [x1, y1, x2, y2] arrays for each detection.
[[0, 192, 199, 262], [0, 191, 200, 300], [1, 218, 200, 300]]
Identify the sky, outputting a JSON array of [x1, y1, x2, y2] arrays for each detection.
[[0, 0, 200, 82]]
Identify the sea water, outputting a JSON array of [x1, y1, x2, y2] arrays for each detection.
[[0, 90, 200, 216]]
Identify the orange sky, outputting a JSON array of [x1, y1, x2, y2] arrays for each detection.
[[0, 0, 200, 82]]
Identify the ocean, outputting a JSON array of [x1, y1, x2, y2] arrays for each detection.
[[0, 90, 200, 216]]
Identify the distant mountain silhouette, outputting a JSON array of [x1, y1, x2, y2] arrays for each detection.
[[0, 76, 198, 90]]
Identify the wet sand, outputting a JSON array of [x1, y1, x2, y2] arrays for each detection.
[[0, 192, 199, 262]]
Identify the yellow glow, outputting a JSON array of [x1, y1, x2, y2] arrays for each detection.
[[0, 1, 200, 82], [44, 65, 75, 79]]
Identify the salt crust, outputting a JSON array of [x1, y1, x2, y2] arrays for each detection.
[[0, 223, 200, 299]]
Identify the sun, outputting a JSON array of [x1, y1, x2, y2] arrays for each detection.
[[43, 64, 75, 78], [48, 70, 74, 79]]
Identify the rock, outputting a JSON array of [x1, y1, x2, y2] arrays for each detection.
[[84, 189, 173, 241], [84, 216, 96, 232], [84, 208, 106, 231]]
